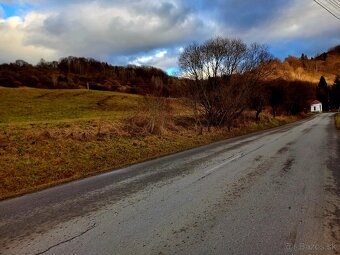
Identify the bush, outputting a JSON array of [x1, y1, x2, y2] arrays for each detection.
[[125, 96, 175, 135]]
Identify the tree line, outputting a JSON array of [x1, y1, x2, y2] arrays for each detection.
[[0, 57, 183, 96]]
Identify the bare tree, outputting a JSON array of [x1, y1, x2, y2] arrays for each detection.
[[179, 37, 273, 130]]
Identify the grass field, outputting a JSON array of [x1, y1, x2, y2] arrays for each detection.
[[0, 87, 140, 124], [0, 87, 303, 200], [336, 113, 340, 129]]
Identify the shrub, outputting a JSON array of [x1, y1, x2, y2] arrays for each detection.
[[125, 95, 174, 135]]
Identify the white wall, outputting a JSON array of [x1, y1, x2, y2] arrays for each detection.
[[311, 104, 322, 112]]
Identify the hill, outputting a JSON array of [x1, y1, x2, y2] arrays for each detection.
[[0, 57, 183, 96], [269, 45, 340, 84]]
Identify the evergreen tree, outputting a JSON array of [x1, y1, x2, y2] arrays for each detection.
[[316, 76, 330, 111], [330, 76, 340, 110], [300, 53, 308, 60]]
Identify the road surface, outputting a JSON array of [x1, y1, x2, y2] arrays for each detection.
[[0, 113, 339, 255]]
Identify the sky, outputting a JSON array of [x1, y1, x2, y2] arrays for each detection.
[[0, 0, 339, 75]]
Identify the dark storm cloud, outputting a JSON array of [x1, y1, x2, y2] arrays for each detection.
[[199, 0, 295, 30]]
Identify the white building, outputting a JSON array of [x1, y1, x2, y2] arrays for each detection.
[[311, 100, 322, 113]]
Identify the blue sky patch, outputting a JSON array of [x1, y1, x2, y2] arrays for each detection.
[[0, 3, 32, 18]]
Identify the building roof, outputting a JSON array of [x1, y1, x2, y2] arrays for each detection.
[[311, 100, 321, 105]]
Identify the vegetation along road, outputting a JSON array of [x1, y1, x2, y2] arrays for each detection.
[[0, 113, 339, 254]]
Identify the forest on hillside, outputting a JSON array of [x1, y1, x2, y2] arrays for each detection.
[[0, 57, 183, 96], [270, 45, 340, 83]]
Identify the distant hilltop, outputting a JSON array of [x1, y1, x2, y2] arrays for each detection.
[[0, 57, 182, 96], [268, 45, 340, 84]]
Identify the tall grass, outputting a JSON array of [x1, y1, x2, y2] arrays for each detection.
[[336, 114, 340, 129]]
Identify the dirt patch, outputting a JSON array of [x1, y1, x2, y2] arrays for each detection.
[[34, 92, 53, 98], [96, 95, 116, 107], [35, 92, 66, 100], [72, 92, 89, 97], [39, 131, 52, 140]]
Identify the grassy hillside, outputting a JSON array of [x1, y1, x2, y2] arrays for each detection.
[[0, 87, 140, 124], [0, 87, 303, 200]]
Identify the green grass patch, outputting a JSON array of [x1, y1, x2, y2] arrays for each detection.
[[0, 87, 140, 125]]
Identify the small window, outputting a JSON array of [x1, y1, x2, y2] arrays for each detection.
[[314, 106, 316, 111]]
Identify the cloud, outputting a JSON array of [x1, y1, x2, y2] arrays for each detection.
[[0, 13, 56, 63], [0, 0, 216, 64], [198, 0, 296, 31], [0, 1, 41, 3], [0, 0, 339, 70], [129, 48, 181, 72], [248, 0, 339, 40], [238, 0, 340, 57]]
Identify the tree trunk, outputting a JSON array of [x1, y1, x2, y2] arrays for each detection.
[[255, 110, 261, 122], [272, 106, 276, 118]]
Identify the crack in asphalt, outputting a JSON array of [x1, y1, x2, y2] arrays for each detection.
[[34, 223, 96, 255]]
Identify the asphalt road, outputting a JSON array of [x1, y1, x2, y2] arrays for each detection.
[[1, 113, 339, 255]]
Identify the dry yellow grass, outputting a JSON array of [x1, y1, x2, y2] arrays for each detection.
[[335, 114, 340, 129], [0, 87, 303, 200]]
